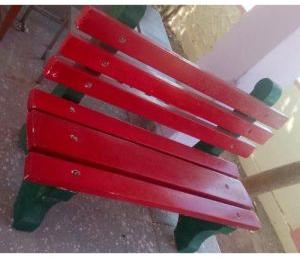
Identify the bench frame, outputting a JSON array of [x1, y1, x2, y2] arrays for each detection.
[[12, 6, 283, 253]]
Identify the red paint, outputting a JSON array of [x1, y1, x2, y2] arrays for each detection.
[[28, 89, 239, 178], [25, 152, 261, 230], [27, 110, 253, 209], [59, 34, 273, 145], [76, 6, 287, 129], [44, 56, 255, 158]]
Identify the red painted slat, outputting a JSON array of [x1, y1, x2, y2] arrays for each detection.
[[25, 152, 261, 230], [75, 6, 287, 129], [44, 57, 255, 157], [28, 89, 239, 178], [27, 110, 253, 209], [59, 34, 273, 145]]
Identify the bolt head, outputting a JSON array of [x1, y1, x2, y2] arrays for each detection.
[[101, 60, 110, 67], [84, 82, 93, 88], [71, 170, 81, 176], [119, 36, 127, 44]]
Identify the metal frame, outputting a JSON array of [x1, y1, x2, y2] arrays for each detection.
[[0, 5, 22, 40], [17, 6, 69, 60]]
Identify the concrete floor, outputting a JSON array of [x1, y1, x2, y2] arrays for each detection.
[[0, 7, 222, 252]]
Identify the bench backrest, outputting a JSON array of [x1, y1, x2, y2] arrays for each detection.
[[43, 6, 288, 158]]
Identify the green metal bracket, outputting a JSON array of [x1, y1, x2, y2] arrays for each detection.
[[13, 5, 147, 232], [13, 181, 74, 231], [174, 78, 282, 252], [193, 141, 223, 157], [51, 84, 84, 104], [102, 5, 147, 29], [175, 215, 235, 253], [250, 78, 282, 107]]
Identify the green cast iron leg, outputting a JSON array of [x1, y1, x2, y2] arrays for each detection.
[[13, 75, 85, 232], [174, 216, 235, 253], [12, 5, 147, 232], [13, 182, 75, 231], [174, 78, 283, 252]]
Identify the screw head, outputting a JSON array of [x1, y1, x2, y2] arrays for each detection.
[[70, 134, 78, 142], [84, 82, 93, 88], [119, 35, 127, 44], [101, 60, 110, 67], [71, 169, 81, 176], [69, 106, 75, 113]]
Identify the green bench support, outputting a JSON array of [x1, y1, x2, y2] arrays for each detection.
[[174, 78, 282, 252], [12, 5, 146, 232]]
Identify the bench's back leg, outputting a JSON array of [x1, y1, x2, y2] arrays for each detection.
[[12, 5, 147, 232], [174, 78, 282, 252]]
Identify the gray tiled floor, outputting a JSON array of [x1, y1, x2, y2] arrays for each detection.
[[0, 6, 220, 252]]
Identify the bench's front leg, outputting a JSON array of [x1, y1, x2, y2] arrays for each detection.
[[12, 112, 76, 232], [13, 181, 74, 231]]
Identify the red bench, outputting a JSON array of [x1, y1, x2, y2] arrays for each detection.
[[13, 6, 288, 252]]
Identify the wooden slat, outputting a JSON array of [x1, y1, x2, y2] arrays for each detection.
[[44, 57, 255, 157], [25, 152, 261, 230], [27, 110, 253, 209], [28, 89, 239, 178], [58, 34, 273, 145], [75, 6, 288, 129]]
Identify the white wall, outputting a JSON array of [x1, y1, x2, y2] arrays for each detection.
[[197, 5, 300, 87], [237, 26, 300, 93]]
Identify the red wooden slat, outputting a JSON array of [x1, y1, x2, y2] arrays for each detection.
[[28, 89, 239, 178], [59, 34, 273, 145], [25, 152, 261, 230], [27, 110, 253, 209], [76, 6, 287, 129], [44, 57, 255, 157]]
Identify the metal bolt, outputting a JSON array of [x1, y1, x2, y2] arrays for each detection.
[[118, 35, 127, 44], [69, 106, 75, 113], [70, 134, 78, 142], [101, 60, 110, 67], [51, 72, 58, 78], [71, 169, 81, 176], [84, 82, 93, 88]]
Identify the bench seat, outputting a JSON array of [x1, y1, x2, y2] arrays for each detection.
[[25, 89, 260, 230]]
